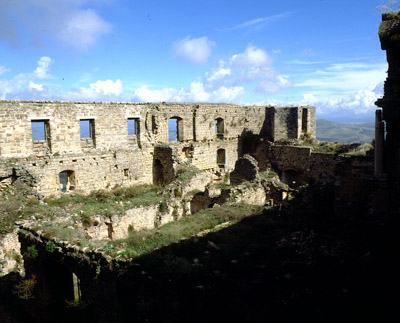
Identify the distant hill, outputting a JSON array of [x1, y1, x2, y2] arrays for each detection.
[[316, 119, 374, 143]]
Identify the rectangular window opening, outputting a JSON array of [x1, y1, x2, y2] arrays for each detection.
[[128, 118, 139, 135], [80, 119, 94, 139], [80, 119, 96, 148], [31, 119, 51, 152], [168, 119, 178, 142], [32, 121, 46, 141]]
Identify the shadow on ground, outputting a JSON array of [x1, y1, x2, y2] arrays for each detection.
[[1, 202, 399, 323]]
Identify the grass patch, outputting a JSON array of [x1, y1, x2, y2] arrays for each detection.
[[175, 164, 200, 182], [1, 183, 162, 239], [106, 203, 263, 258], [312, 141, 373, 156]]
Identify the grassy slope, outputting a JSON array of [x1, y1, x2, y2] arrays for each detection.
[[317, 119, 374, 143]]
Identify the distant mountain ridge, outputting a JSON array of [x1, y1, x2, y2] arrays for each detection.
[[316, 119, 374, 143]]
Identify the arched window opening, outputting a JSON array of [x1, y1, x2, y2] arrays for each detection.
[[59, 170, 76, 193], [215, 118, 224, 139], [168, 117, 183, 142], [217, 149, 226, 169]]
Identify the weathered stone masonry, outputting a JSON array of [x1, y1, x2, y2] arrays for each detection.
[[0, 101, 315, 197]]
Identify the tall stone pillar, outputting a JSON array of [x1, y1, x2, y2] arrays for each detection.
[[376, 12, 400, 213]]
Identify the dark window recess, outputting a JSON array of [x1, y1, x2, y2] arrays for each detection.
[[302, 108, 308, 133], [153, 159, 164, 185], [217, 149, 226, 169], [128, 118, 139, 135], [215, 118, 224, 139], [152, 115, 157, 133]]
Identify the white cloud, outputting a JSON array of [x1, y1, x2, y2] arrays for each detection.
[[205, 61, 231, 84], [299, 82, 383, 122], [211, 86, 244, 102], [187, 81, 210, 102], [34, 56, 53, 79], [131, 82, 244, 103], [28, 81, 44, 92], [301, 93, 318, 106], [231, 46, 273, 69], [65, 79, 123, 101], [136, 45, 290, 102], [173, 36, 215, 64], [256, 75, 292, 94], [132, 85, 177, 102], [89, 79, 122, 95], [219, 12, 293, 32], [0, 56, 55, 100], [294, 61, 387, 96], [59, 9, 112, 50], [0, 66, 10, 75], [0, 0, 112, 50]]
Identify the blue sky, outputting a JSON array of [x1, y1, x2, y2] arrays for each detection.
[[0, 0, 394, 122]]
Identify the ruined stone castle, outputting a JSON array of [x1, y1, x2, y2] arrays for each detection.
[[0, 101, 315, 197]]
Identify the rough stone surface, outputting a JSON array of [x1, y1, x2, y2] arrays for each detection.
[[0, 228, 23, 276], [230, 155, 259, 185], [0, 101, 316, 197], [376, 13, 400, 213]]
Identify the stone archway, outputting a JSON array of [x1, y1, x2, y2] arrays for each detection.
[[168, 117, 184, 142], [59, 170, 76, 193], [215, 118, 224, 139]]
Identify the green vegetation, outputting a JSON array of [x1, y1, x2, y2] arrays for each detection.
[[259, 169, 279, 180], [14, 275, 37, 300], [0, 183, 162, 239], [312, 141, 373, 156], [299, 133, 317, 146], [105, 203, 263, 258], [0, 181, 38, 236], [25, 245, 38, 260], [45, 241, 56, 253], [175, 164, 200, 182]]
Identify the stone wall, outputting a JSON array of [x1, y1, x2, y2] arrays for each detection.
[[0, 101, 315, 197], [256, 142, 341, 187], [262, 106, 316, 141], [376, 12, 400, 214]]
